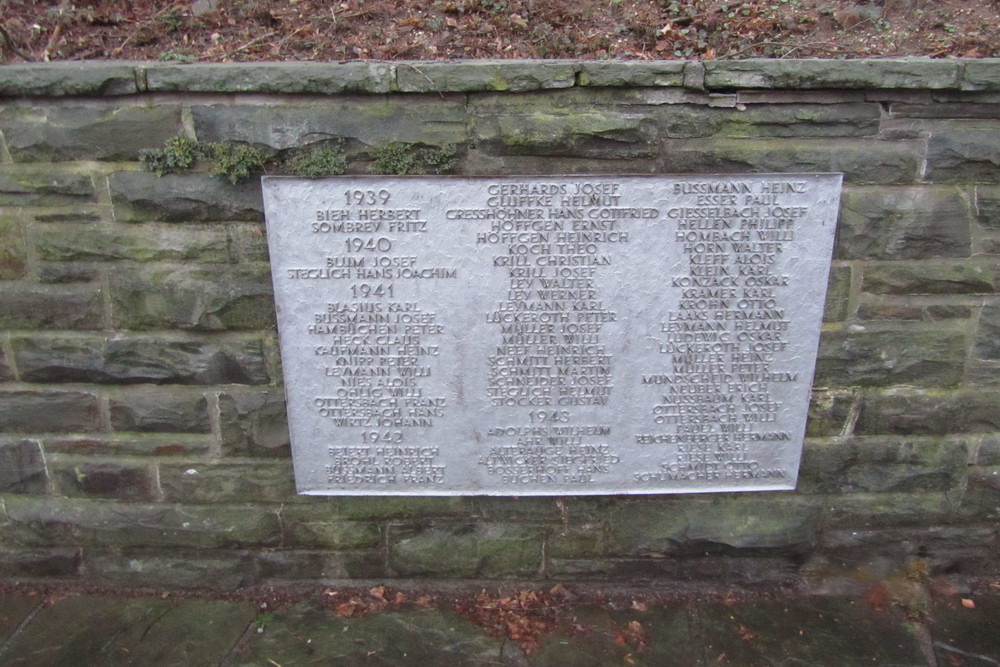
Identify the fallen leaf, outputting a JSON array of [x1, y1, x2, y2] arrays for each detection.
[[961, 598, 976, 609]]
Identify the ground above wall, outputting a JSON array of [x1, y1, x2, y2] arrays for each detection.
[[0, 59, 998, 593]]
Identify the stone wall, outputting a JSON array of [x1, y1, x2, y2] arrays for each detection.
[[0, 59, 998, 591]]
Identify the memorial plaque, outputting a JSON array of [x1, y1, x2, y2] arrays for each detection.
[[262, 174, 842, 496]]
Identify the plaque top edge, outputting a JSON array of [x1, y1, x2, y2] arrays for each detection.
[[262, 172, 845, 183]]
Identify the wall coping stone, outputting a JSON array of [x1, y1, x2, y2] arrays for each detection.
[[0, 59, 997, 98]]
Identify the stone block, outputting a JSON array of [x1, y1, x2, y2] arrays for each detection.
[[218, 389, 290, 457], [42, 433, 212, 457], [158, 463, 298, 503], [837, 186, 973, 260], [395, 60, 577, 92], [312, 496, 473, 520], [0, 168, 94, 206], [388, 523, 544, 577], [473, 106, 657, 158], [926, 127, 1000, 183], [976, 184, 1000, 229], [110, 264, 275, 331], [109, 171, 263, 222], [855, 298, 972, 321], [704, 59, 961, 90], [823, 265, 852, 322], [0, 548, 79, 578], [577, 61, 685, 87], [862, 260, 998, 295], [109, 388, 210, 433], [806, 389, 856, 437], [0, 348, 12, 382], [0, 439, 48, 493], [857, 389, 1000, 435], [36, 263, 102, 284], [0, 283, 104, 329], [799, 436, 969, 494], [889, 102, 1000, 119], [0, 216, 26, 280], [546, 523, 606, 559], [10, 335, 270, 385], [83, 551, 255, 590], [52, 461, 156, 501], [145, 61, 394, 93], [604, 497, 819, 556], [962, 60, 1000, 91], [254, 549, 385, 580], [815, 327, 966, 387], [659, 138, 921, 184], [722, 103, 881, 138], [975, 304, 1000, 360], [824, 491, 957, 528], [278, 508, 384, 549], [33, 223, 233, 263], [191, 99, 466, 151], [0, 495, 281, 549], [0, 390, 101, 433], [960, 467, 1000, 519], [0, 63, 139, 96], [0, 104, 183, 161]]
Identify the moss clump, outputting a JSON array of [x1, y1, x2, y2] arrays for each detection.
[[288, 142, 348, 178], [370, 142, 459, 175], [207, 143, 267, 184], [139, 136, 203, 176]]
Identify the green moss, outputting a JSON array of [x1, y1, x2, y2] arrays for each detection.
[[288, 142, 348, 178], [370, 141, 459, 175], [139, 136, 203, 176], [207, 143, 266, 185]]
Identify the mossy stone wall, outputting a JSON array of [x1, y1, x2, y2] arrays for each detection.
[[1, 59, 998, 591]]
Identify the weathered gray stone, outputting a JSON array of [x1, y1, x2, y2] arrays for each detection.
[[396, 60, 577, 93], [857, 389, 1000, 435], [254, 549, 385, 580], [799, 436, 969, 494], [110, 171, 263, 222], [33, 223, 233, 263], [474, 106, 657, 158], [975, 304, 1000, 360], [0, 495, 280, 549], [837, 186, 973, 259], [855, 298, 973, 321], [158, 462, 299, 503], [0, 348, 12, 382], [862, 259, 998, 294], [10, 335, 270, 385], [191, 99, 467, 151], [278, 507, 384, 549], [52, 461, 156, 501], [0, 439, 48, 493], [0, 168, 94, 206], [0, 104, 183, 161], [0, 549, 79, 579], [976, 184, 1000, 228], [36, 263, 102, 284], [806, 390, 856, 437], [145, 61, 394, 93], [578, 61, 685, 87], [218, 389, 290, 457], [110, 264, 274, 331], [604, 497, 819, 556], [926, 127, 1000, 183], [231, 603, 506, 666], [85, 551, 254, 591], [389, 523, 544, 577], [305, 496, 473, 521], [823, 265, 852, 322], [960, 467, 1000, 520], [705, 59, 962, 90], [824, 491, 957, 528], [110, 389, 210, 433], [0, 216, 26, 280], [42, 433, 212, 457], [816, 327, 967, 387], [658, 138, 922, 184], [0, 390, 101, 433], [890, 102, 1000, 118], [0, 63, 139, 97], [0, 283, 104, 329], [962, 59, 1000, 91], [724, 103, 881, 138]]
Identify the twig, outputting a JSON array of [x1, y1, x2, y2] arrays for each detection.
[[219, 30, 278, 59], [0, 24, 33, 62], [41, 23, 62, 62]]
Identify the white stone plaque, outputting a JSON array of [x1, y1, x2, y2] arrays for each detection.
[[262, 174, 842, 496]]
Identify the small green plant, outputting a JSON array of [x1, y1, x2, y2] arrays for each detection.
[[139, 136, 203, 176], [159, 8, 184, 32], [370, 142, 458, 175], [288, 142, 348, 178], [208, 143, 266, 184]]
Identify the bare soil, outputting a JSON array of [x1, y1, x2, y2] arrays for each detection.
[[0, 0, 997, 64]]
